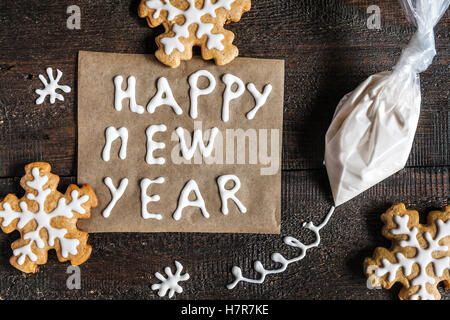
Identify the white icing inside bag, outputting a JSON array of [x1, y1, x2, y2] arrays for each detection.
[[325, 0, 449, 206]]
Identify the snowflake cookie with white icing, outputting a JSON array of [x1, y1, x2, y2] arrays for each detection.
[[365, 203, 450, 300], [138, 0, 251, 68], [0, 162, 97, 273]]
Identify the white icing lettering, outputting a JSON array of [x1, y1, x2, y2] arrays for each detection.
[[102, 177, 129, 218], [141, 177, 165, 220], [188, 70, 216, 119], [246, 83, 272, 120], [113, 75, 144, 114], [102, 126, 128, 162], [217, 175, 247, 215], [147, 77, 183, 115], [146, 124, 167, 165], [175, 127, 219, 160], [173, 180, 209, 221], [222, 74, 245, 122]]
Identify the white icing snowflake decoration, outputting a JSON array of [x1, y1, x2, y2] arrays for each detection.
[[152, 261, 190, 298], [0, 163, 96, 273], [35, 67, 71, 104], [145, 0, 235, 55]]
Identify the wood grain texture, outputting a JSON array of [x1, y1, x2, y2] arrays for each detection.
[[0, 168, 448, 299], [0, 0, 448, 176], [0, 0, 448, 300]]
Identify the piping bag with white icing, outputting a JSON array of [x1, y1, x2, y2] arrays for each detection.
[[325, 0, 449, 207]]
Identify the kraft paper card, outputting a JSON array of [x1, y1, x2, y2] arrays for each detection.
[[77, 51, 284, 233]]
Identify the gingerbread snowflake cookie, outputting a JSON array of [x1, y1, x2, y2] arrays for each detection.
[[0, 162, 97, 273], [365, 203, 450, 300], [138, 0, 251, 68]]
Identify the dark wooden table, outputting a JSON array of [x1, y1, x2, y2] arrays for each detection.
[[0, 0, 448, 300]]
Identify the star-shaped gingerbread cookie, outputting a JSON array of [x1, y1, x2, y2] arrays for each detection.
[[138, 0, 251, 68], [0, 162, 97, 273], [365, 203, 450, 300]]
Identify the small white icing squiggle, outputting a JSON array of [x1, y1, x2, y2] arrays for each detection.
[[227, 206, 335, 289]]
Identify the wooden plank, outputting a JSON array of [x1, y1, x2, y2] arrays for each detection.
[[0, 0, 448, 301], [0, 167, 447, 299], [0, 0, 448, 176]]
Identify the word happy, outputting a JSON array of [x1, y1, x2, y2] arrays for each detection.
[[113, 70, 272, 120], [102, 69, 274, 221]]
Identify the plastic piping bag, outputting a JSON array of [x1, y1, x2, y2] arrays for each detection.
[[324, 0, 449, 207]]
